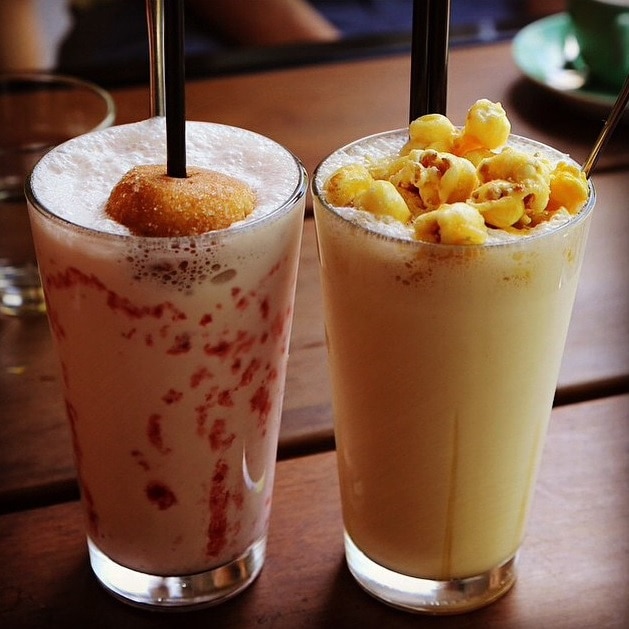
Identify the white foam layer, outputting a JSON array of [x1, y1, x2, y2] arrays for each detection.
[[31, 118, 302, 235]]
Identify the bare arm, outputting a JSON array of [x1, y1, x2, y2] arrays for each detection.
[[186, 0, 341, 46], [0, 0, 46, 71]]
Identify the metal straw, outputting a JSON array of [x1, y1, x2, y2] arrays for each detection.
[[582, 74, 629, 178], [146, 0, 165, 117]]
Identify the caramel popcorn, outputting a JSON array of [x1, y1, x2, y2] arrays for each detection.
[[414, 202, 487, 245], [323, 100, 589, 245], [548, 162, 590, 214]]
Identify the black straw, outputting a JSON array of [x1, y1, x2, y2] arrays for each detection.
[[164, 0, 186, 178], [409, 0, 451, 122]]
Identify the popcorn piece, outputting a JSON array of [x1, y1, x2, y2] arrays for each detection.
[[477, 148, 551, 217], [414, 203, 488, 245], [547, 162, 589, 214], [403, 113, 458, 153], [414, 150, 478, 209], [396, 185, 426, 217], [455, 99, 511, 154], [469, 181, 527, 228], [356, 180, 411, 223], [382, 149, 478, 213], [461, 147, 494, 168], [325, 164, 373, 207]]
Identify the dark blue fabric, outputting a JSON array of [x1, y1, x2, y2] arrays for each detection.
[[312, 0, 523, 36], [58, 2, 224, 73], [58, 1, 526, 75]]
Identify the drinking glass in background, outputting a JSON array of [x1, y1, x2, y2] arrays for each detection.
[[312, 131, 595, 613], [0, 73, 115, 316], [26, 118, 307, 608]]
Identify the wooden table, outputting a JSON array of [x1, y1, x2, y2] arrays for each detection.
[[1, 41, 628, 627], [2, 395, 626, 628]]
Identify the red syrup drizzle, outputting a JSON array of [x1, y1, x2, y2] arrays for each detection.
[[65, 399, 101, 537], [206, 418, 239, 558], [207, 459, 230, 557], [239, 359, 261, 387], [259, 297, 270, 320], [47, 306, 66, 341], [131, 449, 150, 471], [47, 257, 291, 556], [190, 366, 213, 388], [162, 388, 183, 404], [45, 267, 187, 322], [145, 481, 178, 510], [208, 418, 236, 452], [218, 389, 234, 407], [43, 267, 194, 518], [64, 399, 82, 463], [147, 413, 172, 455], [81, 484, 101, 537], [167, 333, 192, 355], [250, 386, 272, 434]]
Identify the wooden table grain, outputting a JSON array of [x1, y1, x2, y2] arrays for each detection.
[[1, 395, 627, 628], [112, 43, 629, 177]]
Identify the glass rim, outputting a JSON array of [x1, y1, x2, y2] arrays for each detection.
[[0, 70, 116, 134], [312, 129, 596, 250], [25, 122, 308, 245]]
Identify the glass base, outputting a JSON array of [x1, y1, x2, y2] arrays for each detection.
[[344, 531, 517, 614], [0, 266, 45, 317], [87, 536, 266, 610]]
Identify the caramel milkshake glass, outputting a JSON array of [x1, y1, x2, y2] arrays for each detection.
[[26, 118, 306, 609], [312, 131, 594, 614]]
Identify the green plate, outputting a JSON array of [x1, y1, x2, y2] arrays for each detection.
[[512, 13, 619, 115]]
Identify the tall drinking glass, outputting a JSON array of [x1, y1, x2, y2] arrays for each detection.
[[312, 130, 594, 613], [26, 118, 307, 608], [0, 73, 115, 316]]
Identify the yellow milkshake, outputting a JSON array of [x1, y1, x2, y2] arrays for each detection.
[[312, 101, 593, 613]]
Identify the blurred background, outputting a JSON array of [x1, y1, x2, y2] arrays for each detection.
[[1, 0, 565, 87]]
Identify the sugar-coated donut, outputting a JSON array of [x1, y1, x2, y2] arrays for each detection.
[[105, 164, 257, 236]]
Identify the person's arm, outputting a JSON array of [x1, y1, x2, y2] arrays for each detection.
[[0, 0, 46, 71], [186, 0, 341, 46]]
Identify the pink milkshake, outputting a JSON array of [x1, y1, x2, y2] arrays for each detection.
[[27, 118, 306, 608]]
